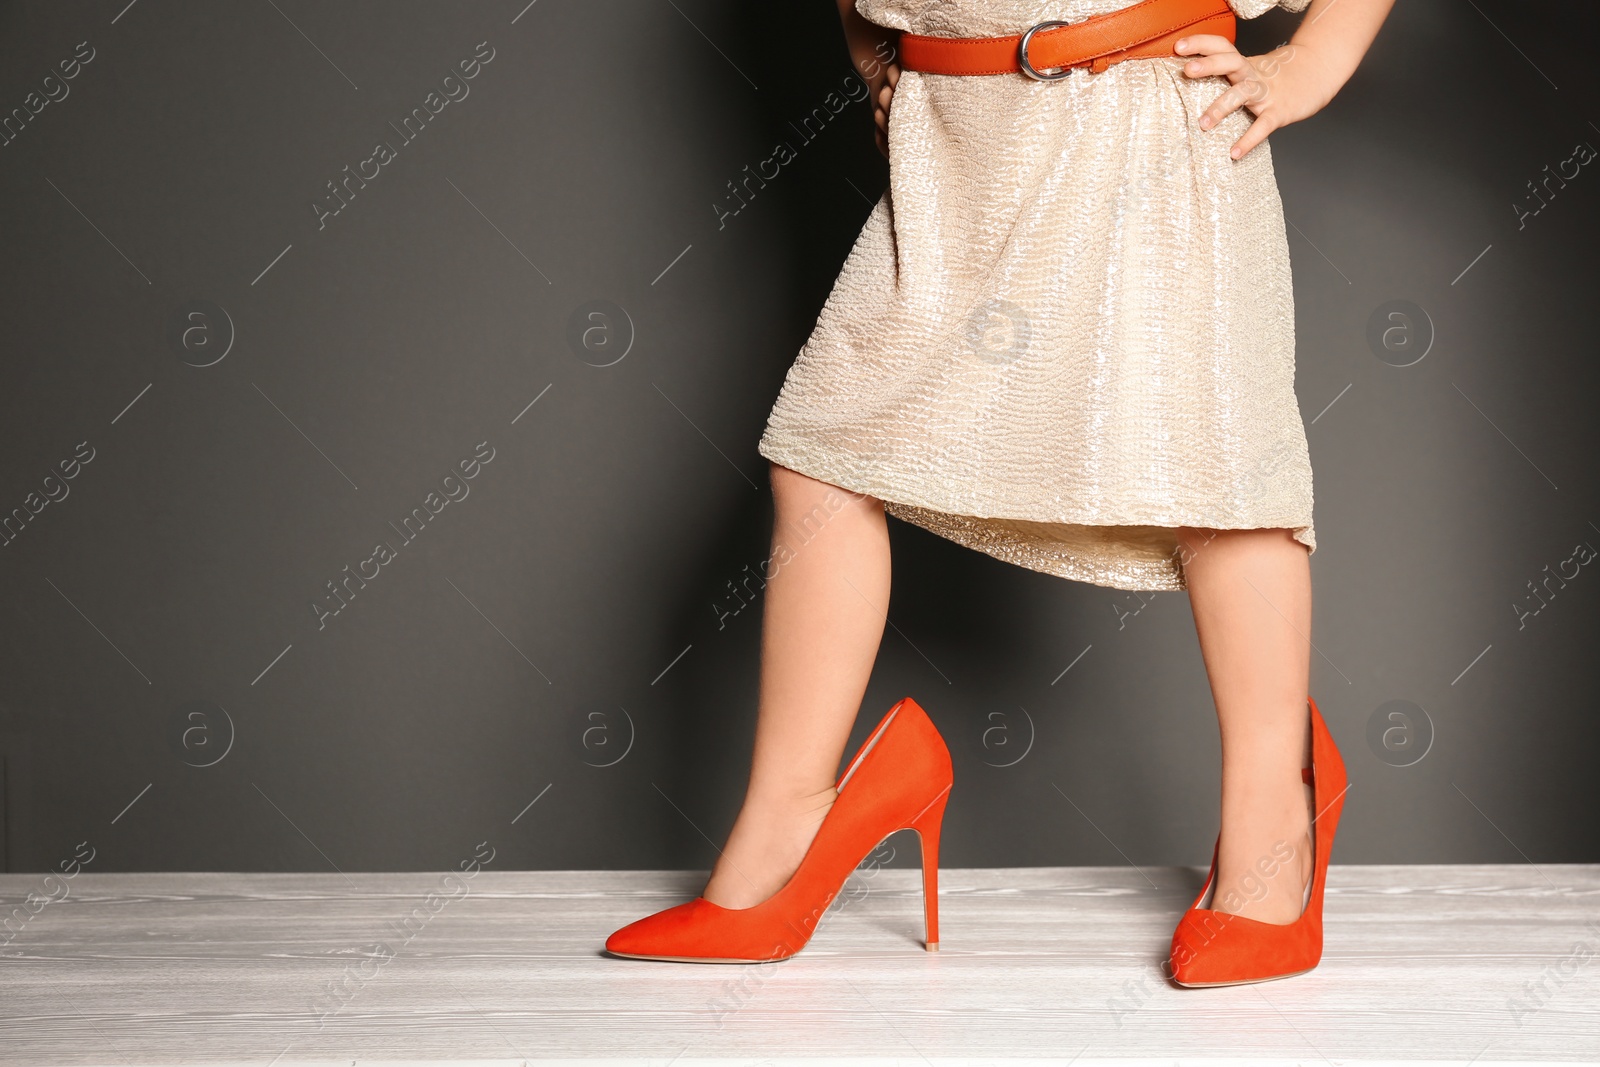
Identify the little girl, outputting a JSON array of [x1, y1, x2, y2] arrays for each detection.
[[607, 0, 1394, 985]]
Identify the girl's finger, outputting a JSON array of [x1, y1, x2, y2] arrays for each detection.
[[1198, 81, 1249, 130], [886, 62, 901, 88], [1173, 33, 1237, 56], [1229, 113, 1276, 159], [1181, 50, 1247, 79]]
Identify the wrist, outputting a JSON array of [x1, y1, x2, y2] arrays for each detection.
[[1282, 34, 1357, 105], [1260, 37, 1350, 115]]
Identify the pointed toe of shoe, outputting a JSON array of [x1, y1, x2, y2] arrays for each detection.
[[1168, 920, 1239, 986], [1169, 908, 1322, 987], [604, 900, 703, 960], [604, 898, 790, 963], [603, 919, 650, 958]]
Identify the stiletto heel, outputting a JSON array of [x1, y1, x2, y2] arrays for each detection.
[[907, 784, 950, 951], [1168, 696, 1348, 987], [605, 696, 955, 963]]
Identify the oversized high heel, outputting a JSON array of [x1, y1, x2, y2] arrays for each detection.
[[605, 696, 954, 963], [1168, 696, 1348, 987]]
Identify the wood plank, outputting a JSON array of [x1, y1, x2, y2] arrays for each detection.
[[1, 865, 1597, 1065]]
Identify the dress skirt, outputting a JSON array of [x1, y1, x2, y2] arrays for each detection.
[[756, 0, 1315, 592]]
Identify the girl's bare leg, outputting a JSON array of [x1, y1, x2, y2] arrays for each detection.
[[1177, 527, 1315, 925], [701, 462, 891, 909]]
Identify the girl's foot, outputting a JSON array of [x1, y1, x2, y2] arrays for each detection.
[[702, 787, 838, 909], [1210, 770, 1315, 925]]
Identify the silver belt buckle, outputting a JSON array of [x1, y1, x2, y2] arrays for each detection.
[[1018, 20, 1074, 81]]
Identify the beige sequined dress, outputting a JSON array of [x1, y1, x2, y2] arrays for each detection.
[[757, 0, 1315, 591]]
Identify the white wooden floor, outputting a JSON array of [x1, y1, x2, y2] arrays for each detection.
[[2, 864, 1597, 1066]]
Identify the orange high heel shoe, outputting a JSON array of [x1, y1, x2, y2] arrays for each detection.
[[1168, 696, 1348, 987], [605, 696, 953, 963]]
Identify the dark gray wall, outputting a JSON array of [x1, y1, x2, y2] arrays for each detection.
[[0, 1, 1595, 875]]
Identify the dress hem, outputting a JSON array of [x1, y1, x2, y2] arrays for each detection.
[[758, 435, 1314, 592]]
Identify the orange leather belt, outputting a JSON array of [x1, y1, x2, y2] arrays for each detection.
[[896, 0, 1235, 79]]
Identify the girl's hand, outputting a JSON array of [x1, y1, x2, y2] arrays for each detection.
[[871, 62, 901, 159], [1175, 35, 1340, 160]]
